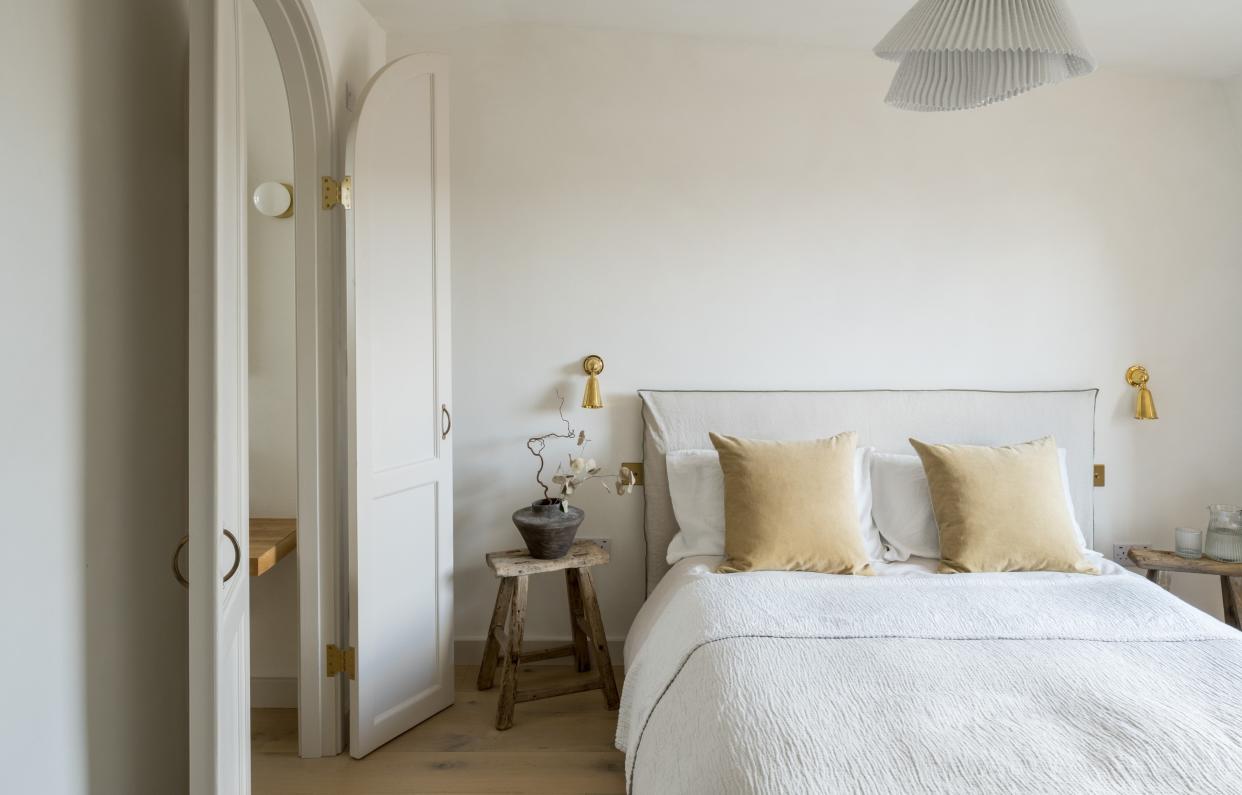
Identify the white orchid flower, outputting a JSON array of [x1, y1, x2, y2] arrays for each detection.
[[570, 456, 587, 474], [616, 466, 637, 495]]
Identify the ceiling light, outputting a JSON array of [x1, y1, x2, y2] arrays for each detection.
[[875, 0, 1096, 112]]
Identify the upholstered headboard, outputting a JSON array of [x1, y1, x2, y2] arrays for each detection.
[[639, 389, 1098, 595]]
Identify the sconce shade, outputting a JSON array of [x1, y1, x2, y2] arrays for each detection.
[[253, 181, 294, 218], [1135, 386, 1158, 420], [581, 355, 604, 409], [1126, 364, 1158, 420]]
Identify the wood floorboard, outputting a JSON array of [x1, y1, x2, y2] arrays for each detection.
[[252, 665, 625, 794]]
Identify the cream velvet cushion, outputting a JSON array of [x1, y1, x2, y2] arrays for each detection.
[[909, 436, 1098, 575], [709, 431, 872, 575]]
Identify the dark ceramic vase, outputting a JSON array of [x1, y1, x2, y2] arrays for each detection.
[[512, 499, 585, 559]]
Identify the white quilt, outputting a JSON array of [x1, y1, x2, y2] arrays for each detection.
[[617, 571, 1242, 794]]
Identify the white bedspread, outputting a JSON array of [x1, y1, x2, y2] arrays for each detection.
[[617, 567, 1242, 794]]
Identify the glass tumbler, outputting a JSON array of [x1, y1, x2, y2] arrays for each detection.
[[1175, 527, 1203, 559]]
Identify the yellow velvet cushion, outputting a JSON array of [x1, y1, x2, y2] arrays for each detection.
[[909, 436, 1098, 575], [709, 431, 872, 575]]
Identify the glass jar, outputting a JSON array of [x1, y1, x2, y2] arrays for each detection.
[[1203, 504, 1242, 563]]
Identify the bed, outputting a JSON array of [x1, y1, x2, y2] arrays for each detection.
[[617, 390, 1242, 794]]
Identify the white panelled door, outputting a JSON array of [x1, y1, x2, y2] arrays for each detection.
[[346, 54, 453, 758], [189, 0, 250, 792]]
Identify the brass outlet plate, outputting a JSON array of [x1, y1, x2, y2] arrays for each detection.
[[1093, 465, 1105, 487], [621, 462, 644, 486]]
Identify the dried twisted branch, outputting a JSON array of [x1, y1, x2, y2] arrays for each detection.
[[525, 391, 635, 505], [526, 391, 576, 500]]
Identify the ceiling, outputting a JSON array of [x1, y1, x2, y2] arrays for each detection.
[[360, 0, 1242, 79]]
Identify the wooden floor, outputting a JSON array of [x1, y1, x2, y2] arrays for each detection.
[[252, 665, 625, 794]]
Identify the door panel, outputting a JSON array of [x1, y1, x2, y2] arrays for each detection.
[[365, 72, 437, 472], [347, 53, 453, 759], [361, 483, 441, 714], [189, 0, 251, 790]]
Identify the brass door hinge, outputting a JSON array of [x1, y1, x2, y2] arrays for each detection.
[[322, 176, 352, 210], [326, 644, 356, 679], [1093, 464, 1105, 487]]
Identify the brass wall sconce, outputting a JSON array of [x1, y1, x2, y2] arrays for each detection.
[[581, 355, 604, 409], [1126, 364, 1158, 420]]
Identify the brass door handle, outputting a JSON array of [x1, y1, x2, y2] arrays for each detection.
[[172, 529, 242, 588], [441, 404, 452, 440]]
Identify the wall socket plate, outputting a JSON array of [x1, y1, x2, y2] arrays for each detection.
[[1112, 543, 1150, 566], [581, 537, 611, 553]]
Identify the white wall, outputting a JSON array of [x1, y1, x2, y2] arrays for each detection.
[[1227, 75, 1242, 143], [308, 0, 388, 135], [244, 0, 301, 692], [246, 0, 298, 522], [0, 1, 189, 793], [388, 25, 1242, 649]]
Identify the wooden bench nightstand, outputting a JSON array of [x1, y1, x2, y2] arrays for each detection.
[[478, 540, 620, 730], [1128, 547, 1242, 630]]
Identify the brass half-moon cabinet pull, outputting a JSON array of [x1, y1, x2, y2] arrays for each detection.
[[173, 529, 242, 587], [172, 535, 189, 589], [222, 529, 241, 583]]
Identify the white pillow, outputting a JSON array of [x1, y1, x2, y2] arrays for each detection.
[[665, 446, 883, 565], [870, 452, 939, 562], [872, 448, 1087, 562]]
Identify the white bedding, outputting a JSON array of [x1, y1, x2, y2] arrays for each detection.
[[618, 560, 1242, 794], [624, 552, 1117, 669]]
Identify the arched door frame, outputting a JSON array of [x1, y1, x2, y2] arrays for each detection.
[[252, 0, 343, 759]]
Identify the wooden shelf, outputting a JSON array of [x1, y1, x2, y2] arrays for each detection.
[[250, 517, 297, 577]]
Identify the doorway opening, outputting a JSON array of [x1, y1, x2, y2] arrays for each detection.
[[243, 0, 301, 759], [247, 0, 342, 762]]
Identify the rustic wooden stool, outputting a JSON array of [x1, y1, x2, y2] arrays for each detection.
[[1129, 547, 1242, 630], [478, 540, 620, 730]]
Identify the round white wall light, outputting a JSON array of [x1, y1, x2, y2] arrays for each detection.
[[252, 181, 294, 218]]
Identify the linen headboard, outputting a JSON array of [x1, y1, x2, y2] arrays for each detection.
[[639, 389, 1098, 594]]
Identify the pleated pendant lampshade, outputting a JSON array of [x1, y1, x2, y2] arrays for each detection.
[[875, 0, 1096, 112]]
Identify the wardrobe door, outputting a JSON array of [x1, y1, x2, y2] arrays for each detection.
[[188, 0, 251, 789], [345, 53, 453, 758]]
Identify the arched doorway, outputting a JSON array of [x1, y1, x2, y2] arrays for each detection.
[[250, 0, 340, 760]]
